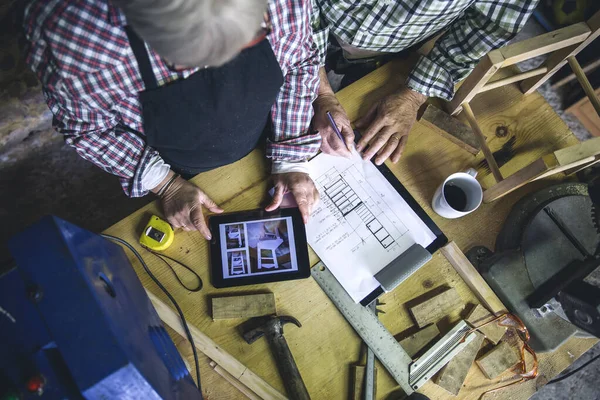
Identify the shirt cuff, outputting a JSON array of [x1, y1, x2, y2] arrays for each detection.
[[141, 155, 171, 191], [266, 132, 321, 161], [271, 160, 310, 175], [405, 54, 455, 101]]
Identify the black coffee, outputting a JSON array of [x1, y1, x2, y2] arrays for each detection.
[[444, 184, 468, 211]]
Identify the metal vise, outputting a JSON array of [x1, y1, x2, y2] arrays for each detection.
[[0, 216, 200, 399]]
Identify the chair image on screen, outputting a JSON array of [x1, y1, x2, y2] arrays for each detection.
[[257, 235, 283, 270], [227, 227, 242, 247], [230, 252, 246, 275]]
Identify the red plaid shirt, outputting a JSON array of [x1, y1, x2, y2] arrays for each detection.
[[24, 0, 321, 197]]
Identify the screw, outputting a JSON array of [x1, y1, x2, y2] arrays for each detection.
[[28, 285, 43, 303], [495, 126, 509, 138]]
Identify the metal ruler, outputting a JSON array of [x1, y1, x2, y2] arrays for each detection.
[[364, 302, 376, 400], [311, 262, 414, 395]]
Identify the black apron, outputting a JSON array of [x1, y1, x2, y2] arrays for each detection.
[[126, 28, 284, 175]]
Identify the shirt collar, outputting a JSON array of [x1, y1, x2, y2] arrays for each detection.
[[107, 1, 127, 26]]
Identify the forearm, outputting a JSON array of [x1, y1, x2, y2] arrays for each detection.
[[317, 67, 335, 97], [406, 0, 538, 100]]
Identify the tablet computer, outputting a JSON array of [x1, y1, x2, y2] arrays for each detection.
[[208, 208, 311, 288]]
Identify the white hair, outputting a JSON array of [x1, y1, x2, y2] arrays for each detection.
[[115, 0, 268, 67]]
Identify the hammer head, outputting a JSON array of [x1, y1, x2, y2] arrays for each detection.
[[243, 315, 302, 344]]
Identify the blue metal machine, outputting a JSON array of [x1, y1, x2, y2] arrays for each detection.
[[0, 216, 201, 399]]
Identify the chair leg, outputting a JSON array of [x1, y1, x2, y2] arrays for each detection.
[[567, 56, 600, 117], [462, 103, 504, 183]]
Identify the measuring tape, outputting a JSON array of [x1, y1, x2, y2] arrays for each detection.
[[139, 215, 174, 251]]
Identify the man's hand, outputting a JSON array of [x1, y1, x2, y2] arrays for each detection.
[[158, 175, 223, 239], [266, 172, 320, 223], [313, 93, 354, 157], [355, 85, 427, 165]]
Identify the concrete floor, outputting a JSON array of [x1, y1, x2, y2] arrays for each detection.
[[0, 16, 599, 400]]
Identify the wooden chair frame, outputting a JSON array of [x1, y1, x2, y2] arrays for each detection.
[[444, 11, 600, 201]]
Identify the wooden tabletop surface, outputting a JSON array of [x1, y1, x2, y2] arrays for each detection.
[[105, 56, 598, 400]]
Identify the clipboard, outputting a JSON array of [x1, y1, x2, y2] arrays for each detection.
[[351, 129, 447, 305], [359, 160, 447, 306]]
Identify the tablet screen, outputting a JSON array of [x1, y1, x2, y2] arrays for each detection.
[[218, 216, 299, 279]]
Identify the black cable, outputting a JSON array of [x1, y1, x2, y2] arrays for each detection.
[[144, 249, 203, 292], [548, 353, 600, 385], [100, 234, 203, 398]]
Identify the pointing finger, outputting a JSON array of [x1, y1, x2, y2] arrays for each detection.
[[190, 205, 212, 240], [201, 193, 224, 214]]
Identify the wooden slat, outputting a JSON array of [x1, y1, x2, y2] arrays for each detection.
[[482, 158, 552, 203], [212, 293, 276, 320], [476, 342, 520, 379], [552, 58, 600, 89], [446, 51, 505, 115], [210, 361, 261, 400], [419, 104, 480, 154], [147, 290, 287, 400], [521, 10, 600, 94], [440, 242, 506, 315], [567, 56, 600, 117], [462, 103, 504, 182], [465, 304, 507, 345], [435, 332, 485, 395], [499, 22, 590, 67], [399, 324, 440, 358], [480, 67, 548, 92], [554, 136, 600, 165], [409, 288, 463, 328]]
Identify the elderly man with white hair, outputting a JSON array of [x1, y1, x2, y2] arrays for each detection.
[[23, 0, 321, 238]]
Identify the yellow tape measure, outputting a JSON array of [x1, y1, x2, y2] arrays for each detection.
[[139, 215, 174, 251]]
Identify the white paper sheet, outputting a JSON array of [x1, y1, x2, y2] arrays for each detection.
[[306, 152, 438, 303]]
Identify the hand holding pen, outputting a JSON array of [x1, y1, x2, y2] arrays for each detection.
[[313, 94, 354, 157]]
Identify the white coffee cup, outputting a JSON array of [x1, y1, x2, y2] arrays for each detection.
[[431, 168, 482, 219]]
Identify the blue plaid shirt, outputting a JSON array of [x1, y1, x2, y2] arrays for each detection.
[[311, 0, 539, 100]]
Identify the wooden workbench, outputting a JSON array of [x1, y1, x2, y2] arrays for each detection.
[[105, 58, 598, 400]]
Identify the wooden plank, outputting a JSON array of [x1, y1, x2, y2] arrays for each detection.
[[476, 342, 521, 379], [446, 51, 505, 115], [482, 158, 552, 203], [410, 288, 463, 328], [462, 103, 504, 182], [554, 137, 600, 165], [440, 242, 507, 315], [351, 365, 377, 400], [212, 293, 276, 320], [419, 104, 480, 154], [521, 10, 600, 94], [465, 304, 507, 345], [399, 324, 441, 358], [210, 361, 261, 400], [499, 22, 590, 67], [435, 331, 485, 395], [146, 290, 287, 400], [567, 56, 600, 117], [483, 138, 600, 203], [480, 67, 548, 93]]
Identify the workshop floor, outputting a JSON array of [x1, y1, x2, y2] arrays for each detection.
[[0, 16, 599, 399]]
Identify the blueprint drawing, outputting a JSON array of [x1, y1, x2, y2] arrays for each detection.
[[306, 152, 437, 302]]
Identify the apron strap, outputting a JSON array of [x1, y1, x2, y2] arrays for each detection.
[[125, 26, 158, 90]]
